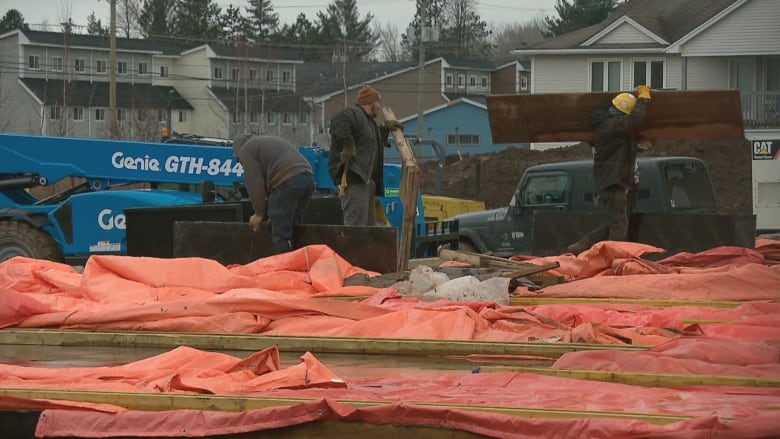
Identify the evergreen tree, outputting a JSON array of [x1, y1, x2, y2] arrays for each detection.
[[401, 0, 448, 60], [543, 0, 619, 37], [0, 9, 30, 33], [219, 4, 252, 44], [172, 0, 223, 48], [86, 11, 108, 36], [315, 0, 377, 62], [245, 0, 279, 41], [441, 0, 491, 59], [139, 0, 175, 42], [277, 13, 323, 61]]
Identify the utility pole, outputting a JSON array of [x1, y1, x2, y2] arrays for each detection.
[[109, 0, 118, 138], [416, 0, 427, 151]]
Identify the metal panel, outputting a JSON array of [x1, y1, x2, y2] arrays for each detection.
[[487, 90, 744, 143], [173, 221, 398, 274]]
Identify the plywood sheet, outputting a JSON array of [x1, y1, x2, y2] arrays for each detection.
[[488, 90, 745, 143]]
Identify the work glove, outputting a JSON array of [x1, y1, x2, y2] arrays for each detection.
[[249, 214, 264, 232], [383, 119, 404, 131], [636, 85, 651, 100], [340, 146, 356, 164]]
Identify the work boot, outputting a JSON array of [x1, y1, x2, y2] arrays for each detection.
[[566, 240, 590, 255]]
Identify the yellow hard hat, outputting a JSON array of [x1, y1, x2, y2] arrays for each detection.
[[612, 92, 637, 114]]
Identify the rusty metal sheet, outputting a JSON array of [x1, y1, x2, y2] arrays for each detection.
[[487, 90, 745, 143], [172, 221, 398, 273], [531, 211, 756, 257]]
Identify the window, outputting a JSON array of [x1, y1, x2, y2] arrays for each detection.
[[266, 112, 277, 124], [590, 60, 621, 92], [116, 108, 126, 121], [446, 74, 453, 87], [469, 76, 476, 87], [75, 58, 86, 73], [446, 133, 480, 145], [138, 62, 148, 75], [521, 174, 571, 205], [214, 66, 223, 80], [49, 106, 61, 120], [178, 111, 187, 123], [159, 65, 169, 78], [232, 111, 241, 123], [481, 76, 488, 88], [298, 112, 309, 124], [96, 59, 107, 74], [73, 107, 84, 121], [249, 69, 257, 81], [250, 111, 260, 124], [95, 108, 106, 121], [52, 56, 63, 72], [458, 74, 465, 88], [117, 61, 128, 75], [266, 69, 274, 82], [520, 75, 529, 91], [231, 68, 239, 81], [28, 55, 40, 70], [158, 110, 167, 122], [282, 70, 291, 83], [632, 60, 664, 89], [283, 112, 293, 125]]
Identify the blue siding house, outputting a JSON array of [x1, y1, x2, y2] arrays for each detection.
[[384, 96, 528, 164]]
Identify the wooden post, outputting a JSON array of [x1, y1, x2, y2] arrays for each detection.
[[381, 107, 419, 272]]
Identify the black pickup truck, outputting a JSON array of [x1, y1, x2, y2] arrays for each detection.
[[451, 156, 755, 256]]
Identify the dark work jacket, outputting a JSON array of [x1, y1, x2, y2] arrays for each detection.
[[591, 98, 650, 191], [328, 105, 389, 196]]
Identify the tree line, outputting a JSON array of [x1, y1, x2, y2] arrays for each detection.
[[1, 0, 621, 62]]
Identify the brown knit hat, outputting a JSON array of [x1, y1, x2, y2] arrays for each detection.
[[356, 85, 380, 105]]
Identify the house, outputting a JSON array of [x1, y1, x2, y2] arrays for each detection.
[[0, 29, 189, 139], [301, 57, 531, 153], [0, 29, 311, 142], [510, 0, 780, 140]]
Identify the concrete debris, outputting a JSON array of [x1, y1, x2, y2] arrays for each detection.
[[395, 265, 510, 305]]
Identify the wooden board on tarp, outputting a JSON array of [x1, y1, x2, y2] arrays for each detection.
[[172, 221, 398, 273], [487, 90, 745, 143]]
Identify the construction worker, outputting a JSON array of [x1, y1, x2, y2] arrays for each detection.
[[566, 85, 652, 254], [232, 134, 315, 253], [328, 84, 403, 226]]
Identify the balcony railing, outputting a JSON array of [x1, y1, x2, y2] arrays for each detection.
[[741, 91, 780, 129]]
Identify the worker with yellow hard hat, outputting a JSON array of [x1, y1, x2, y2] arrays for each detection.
[[566, 85, 652, 254]]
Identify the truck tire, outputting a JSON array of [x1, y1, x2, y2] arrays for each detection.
[[0, 221, 63, 263]]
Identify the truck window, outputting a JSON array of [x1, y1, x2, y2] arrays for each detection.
[[663, 162, 716, 209], [521, 174, 570, 205]]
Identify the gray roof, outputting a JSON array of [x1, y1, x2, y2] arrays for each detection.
[[21, 78, 192, 109], [21, 30, 181, 55], [443, 93, 487, 105], [208, 44, 303, 62], [208, 87, 311, 113], [519, 0, 738, 51], [295, 62, 417, 97]]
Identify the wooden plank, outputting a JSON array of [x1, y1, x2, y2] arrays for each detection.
[[508, 297, 743, 308], [438, 249, 560, 274], [0, 329, 648, 358], [0, 388, 694, 424], [487, 90, 745, 143], [382, 107, 419, 272], [481, 366, 780, 388]]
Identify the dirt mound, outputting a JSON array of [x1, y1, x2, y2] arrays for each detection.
[[420, 139, 751, 215]]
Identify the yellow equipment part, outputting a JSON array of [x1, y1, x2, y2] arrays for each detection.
[[422, 195, 485, 221]]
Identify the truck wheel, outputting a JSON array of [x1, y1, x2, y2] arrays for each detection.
[[0, 221, 63, 263], [457, 240, 480, 254]]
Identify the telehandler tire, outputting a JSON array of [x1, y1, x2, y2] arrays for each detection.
[[0, 221, 63, 262]]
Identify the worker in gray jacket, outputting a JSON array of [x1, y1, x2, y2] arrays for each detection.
[[233, 134, 315, 253], [328, 84, 403, 226]]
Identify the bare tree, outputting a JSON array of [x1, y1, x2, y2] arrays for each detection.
[[489, 19, 546, 61], [117, 0, 142, 38], [372, 21, 405, 62]]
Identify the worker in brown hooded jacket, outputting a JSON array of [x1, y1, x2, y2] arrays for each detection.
[[567, 85, 652, 254], [327, 84, 403, 226]]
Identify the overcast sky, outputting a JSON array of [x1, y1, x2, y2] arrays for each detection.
[[3, 0, 557, 33]]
